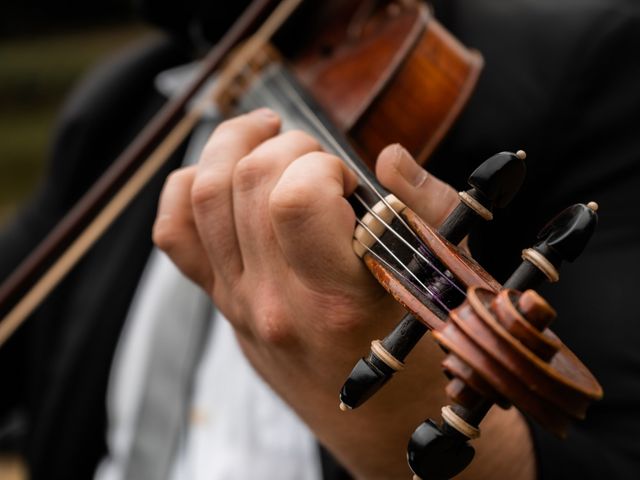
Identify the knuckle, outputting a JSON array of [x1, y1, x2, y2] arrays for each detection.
[[301, 151, 343, 173], [269, 155, 330, 224], [152, 215, 181, 253], [268, 180, 313, 224], [166, 167, 191, 185], [253, 299, 294, 347], [323, 153, 345, 171], [206, 112, 268, 151], [233, 153, 268, 192], [191, 171, 225, 210], [158, 168, 191, 207], [211, 116, 243, 138], [199, 138, 218, 163], [200, 119, 243, 158]]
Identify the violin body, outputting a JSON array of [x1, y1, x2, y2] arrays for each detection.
[[287, 1, 483, 167]]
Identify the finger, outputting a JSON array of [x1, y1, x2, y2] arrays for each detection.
[[375, 144, 459, 228], [191, 108, 280, 286], [269, 152, 367, 295], [232, 130, 321, 271], [153, 166, 213, 290]]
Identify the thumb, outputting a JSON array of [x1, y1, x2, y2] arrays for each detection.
[[375, 144, 459, 228]]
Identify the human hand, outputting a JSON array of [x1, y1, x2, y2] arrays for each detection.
[[153, 108, 532, 479]]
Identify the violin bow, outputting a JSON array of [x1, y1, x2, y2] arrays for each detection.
[[0, 0, 304, 346]]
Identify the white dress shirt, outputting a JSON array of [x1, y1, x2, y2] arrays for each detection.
[[95, 63, 321, 480]]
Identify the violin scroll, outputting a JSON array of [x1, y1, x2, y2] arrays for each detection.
[[406, 202, 601, 479], [408, 286, 603, 479]]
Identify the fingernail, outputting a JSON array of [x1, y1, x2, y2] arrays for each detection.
[[393, 144, 428, 188], [253, 107, 278, 119]]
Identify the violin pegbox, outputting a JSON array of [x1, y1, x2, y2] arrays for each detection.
[[340, 151, 527, 410], [407, 202, 602, 480], [340, 143, 602, 477]]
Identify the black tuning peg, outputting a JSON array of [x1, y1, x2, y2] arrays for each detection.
[[339, 316, 426, 410], [439, 150, 527, 244], [407, 417, 477, 480], [339, 151, 527, 411], [504, 202, 599, 290]]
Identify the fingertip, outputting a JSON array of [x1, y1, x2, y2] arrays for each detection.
[[374, 143, 402, 183], [215, 107, 281, 142], [378, 143, 428, 188], [374, 144, 459, 227], [379, 142, 402, 160]]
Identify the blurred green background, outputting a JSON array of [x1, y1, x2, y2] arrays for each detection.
[[0, 0, 152, 224]]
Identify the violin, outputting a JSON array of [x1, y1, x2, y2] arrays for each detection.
[[0, 0, 602, 478]]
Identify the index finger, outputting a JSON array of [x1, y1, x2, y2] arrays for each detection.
[[191, 108, 281, 285]]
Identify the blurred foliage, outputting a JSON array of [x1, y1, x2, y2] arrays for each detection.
[[0, 24, 153, 223]]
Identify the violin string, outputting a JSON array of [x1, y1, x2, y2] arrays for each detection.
[[353, 238, 409, 288], [265, 67, 466, 297], [269, 68, 423, 244], [355, 239, 451, 315], [237, 66, 464, 303], [352, 192, 466, 296], [355, 219, 451, 312]]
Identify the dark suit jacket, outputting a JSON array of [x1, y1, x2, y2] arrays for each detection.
[[1, 1, 639, 479], [0, 36, 190, 478], [430, 1, 640, 478]]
